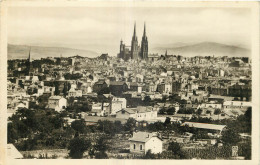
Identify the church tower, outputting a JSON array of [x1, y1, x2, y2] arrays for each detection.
[[131, 22, 139, 60], [28, 48, 31, 63], [27, 48, 33, 76], [140, 23, 148, 60]]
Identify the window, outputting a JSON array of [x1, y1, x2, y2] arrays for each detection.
[[140, 145, 143, 150], [134, 144, 136, 150]]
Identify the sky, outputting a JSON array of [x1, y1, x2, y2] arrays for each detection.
[[8, 6, 251, 56]]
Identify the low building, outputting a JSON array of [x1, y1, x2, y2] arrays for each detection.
[[68, 88, 82, 97], [129, 131, 163, 154], [48, 96, 67, 112], [111, 97, 127, 115], [181, 122, 226, 134], [93, 80, 107, 93], [223, 101, 251, 111], [116, 106, 157, 121], [109, 81, 128, 96]]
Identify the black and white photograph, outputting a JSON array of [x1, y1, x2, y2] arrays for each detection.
[[1, 1, 259, 164]]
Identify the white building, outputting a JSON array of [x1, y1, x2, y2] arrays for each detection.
[[68, 88, 83, 97], [91, 102, 103, 116], [48, 96, 67, 112], [129, 131, 163, 154], [198, 101, 222, 109], [223, 101, 251, 111], [111, 97, 127, 115], [116, 106, 157, 121]]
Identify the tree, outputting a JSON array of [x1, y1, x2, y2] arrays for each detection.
[[158, 107, 167, 114], [94, 151, 108, 159], [143, 96, 151, 106], [71, 119, 86, 134], [114, 121, 123, 134], [88, 75, 93, 80], [94, 136, 108, 153], [68, 137, 91, 159], [97, 120, 115, 135], [97, 87, 111, 95], [93, 136, 109, 159], [8, 123, 18, 143], [167, 107, 176, 115], [221, 128, 240, 145], [164, 117, 171, 126], [214, 109, 222, 120], [214, 109, 221, 115], [206, 110, 211, 114], [125, 118, 136, 134], [54, 82, 60, 95], [62, 82, 68, 96], [168, 142, 181, 155], [167, 142, 187, 158], [196, 108, 203, 116]]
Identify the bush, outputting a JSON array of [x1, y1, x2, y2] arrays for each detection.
[[68, 137, 91, 159], [95, 151, 108, 159], [143, 149, 156, 159]]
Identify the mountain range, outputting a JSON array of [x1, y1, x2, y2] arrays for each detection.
[[8, 42, 251, 59], [151, 42, 250, 57], [8, 44, 99, 60]]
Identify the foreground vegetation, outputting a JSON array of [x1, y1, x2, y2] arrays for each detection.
[[7, 107, 251, 159]]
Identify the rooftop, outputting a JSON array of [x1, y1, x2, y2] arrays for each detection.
[[129, 131, 161, 142], [181, 122, 226, 131]]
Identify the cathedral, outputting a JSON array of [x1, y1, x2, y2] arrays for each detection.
[[118, 23, 148, 61]]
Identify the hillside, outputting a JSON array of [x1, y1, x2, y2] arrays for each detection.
[[8, 44, 99, 60], [152, 42, 251, 57]]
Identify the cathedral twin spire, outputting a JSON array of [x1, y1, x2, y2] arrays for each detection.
[[132, 22, 147, 39], [131, 22, 148, 60], [119, 22, 148, 61]]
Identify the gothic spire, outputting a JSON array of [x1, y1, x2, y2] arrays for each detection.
[[143, 22, 146, 37], [133, 22, 136, 37], [28, 47, 31, 62]]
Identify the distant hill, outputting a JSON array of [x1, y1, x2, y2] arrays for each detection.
[[8, 44, 99, 60], [152, 42, 251, 57]]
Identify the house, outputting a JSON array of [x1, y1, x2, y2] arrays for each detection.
[[91, 102, 103, 116], [128, 82, 143, 93], [14, 101, 29, 110], [84, 115, 127, 125], [129, 131, 163, 154], [102, 103, 110, 116], [172, 114, 193, 121], [91, 102, 111, 116], [197, 101, 222, 109], [109, 81, 128, 96], [223, 101, 251, 111], [116, 108, 136, 119], [116, 106, 157, 121], [157, 82, 172, 94], [111, 97, 127, 115], [48, 96, 67, 112], [93, 80, 107, 93], [68, 88, 83, 97]]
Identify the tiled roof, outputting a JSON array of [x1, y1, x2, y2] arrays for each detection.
[[110, 81, 126, 86], [49, 96, 62, 100], [181, 122, 226, 131], [129, 132, 161, 142]]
